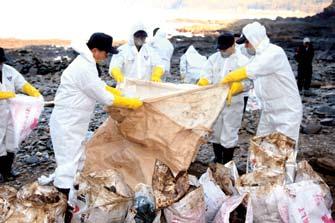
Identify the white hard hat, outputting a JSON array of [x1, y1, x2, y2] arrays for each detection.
[[303, 37, 311, 43]]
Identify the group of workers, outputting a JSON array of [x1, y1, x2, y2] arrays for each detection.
[[0, 21, 303, 222]]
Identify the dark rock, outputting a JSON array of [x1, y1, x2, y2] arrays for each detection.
[[301, 123, 322, 134], [320, 118, 335, 126], [310, 81, 323, 88], [315, 105, 335, 118], [315, 157, 335, 176], [23, 155, 40, 165]]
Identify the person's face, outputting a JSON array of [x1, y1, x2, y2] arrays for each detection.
[[303, 42, 310, 47], [134, 36, 146, 47], [219, 44, 236, 58], [91, 48, 108, 63], [244, 40, 255, 50]]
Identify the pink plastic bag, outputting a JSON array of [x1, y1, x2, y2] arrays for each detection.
[[9, 94, 44, 148]]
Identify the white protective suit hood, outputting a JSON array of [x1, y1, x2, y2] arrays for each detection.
[[128, 22, 148, 46], [154, 29, 167, 39], [185, 45, 205, 65], [242, 22, 270, 53], [71, 41, 96, 64]]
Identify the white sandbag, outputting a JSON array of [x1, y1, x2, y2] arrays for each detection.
[[277, 180, 333, 223], [213, 193, 253, 223], [9, 94, 44, 147], [199, 168, 227, 222], [164, 187, 206, 223]]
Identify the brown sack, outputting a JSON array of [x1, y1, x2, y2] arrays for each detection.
[[5, 182, 67, 223], [72, 169, 134, 223], [83, 80, 228, 189], [152, 160, 190, 209]]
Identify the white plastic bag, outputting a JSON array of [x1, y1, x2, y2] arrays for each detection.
[[213, 193, 253, 223], [277, 180, 334, 223], [199, 168, 227, 222], [164, 187, 206, 223], [9, 94, 44, 147]]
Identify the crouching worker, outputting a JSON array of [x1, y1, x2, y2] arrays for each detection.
[[197, 32, 251, 164], [49, 33, 143, 222], [0, 47, 41, 183]]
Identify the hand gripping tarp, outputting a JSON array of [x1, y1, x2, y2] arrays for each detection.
[[83, 79, 228, 189]]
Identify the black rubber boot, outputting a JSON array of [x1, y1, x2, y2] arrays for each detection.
[[222, 147, 236, 164], [0, 153, 16, 182], [212, 143, 224, 164], [56, 187, 73, 223]]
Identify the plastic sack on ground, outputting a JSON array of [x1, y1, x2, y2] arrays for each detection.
[[0, 186, 17, 222], [247, 132, 296, 183], [152, 160, 189, 209], [83, 80, 228, 189], [133, 183, 156, 223], [125, 209, 162, 223], [164, 186, 206, 223], [277, 161, 333, 223], [199, 168, 227, 222], [236, 170, 286, 223], [72, 169, 134, 223], [9, 94, 44, 148], [199, 161, 240, 222], [3, 182, 67, 223], [213, 193, 253, 223]]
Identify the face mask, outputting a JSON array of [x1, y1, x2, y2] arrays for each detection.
[[220, 51, 231, 58], [134, 38, 145, 47], [247, 48, 256, 56]]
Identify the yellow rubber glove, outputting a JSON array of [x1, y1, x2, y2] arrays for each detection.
[[226, 82, 244, 106], [105, 85, 122, 96], [110, 67, 124, 83], [151, 66, 164, 82], [0, 91, 16, 100], [197, 77, 209, 86], [220, 67, 248, 85], [22, 82, 41, 97], [113, 95, 143, 109]]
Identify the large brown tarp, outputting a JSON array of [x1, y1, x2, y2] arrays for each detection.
[[83, 80, 228, 189]]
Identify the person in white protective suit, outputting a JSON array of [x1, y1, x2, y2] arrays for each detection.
[[109, 23, 165, 82], [180, 45, 207, 84], [221, 22, 302, 144], [150, 27, 174, 77], [49, 33, 142, 222], [197, 32, 250, 164], [0, 47, 41, 183]]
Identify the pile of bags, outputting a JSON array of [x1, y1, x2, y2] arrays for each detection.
[[71, 132, 334, 223]]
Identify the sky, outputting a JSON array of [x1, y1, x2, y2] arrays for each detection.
[[0, 0, 330, 41]]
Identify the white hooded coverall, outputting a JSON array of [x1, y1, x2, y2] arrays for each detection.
[[50, 42, 114, 189], [0, 64, 27, 156], [109, 23, 164, 81], [180, 45, 207, 84], [150, 29, 174, 75], [202, 51, 249, 148], [243, 22, 302, 143]]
